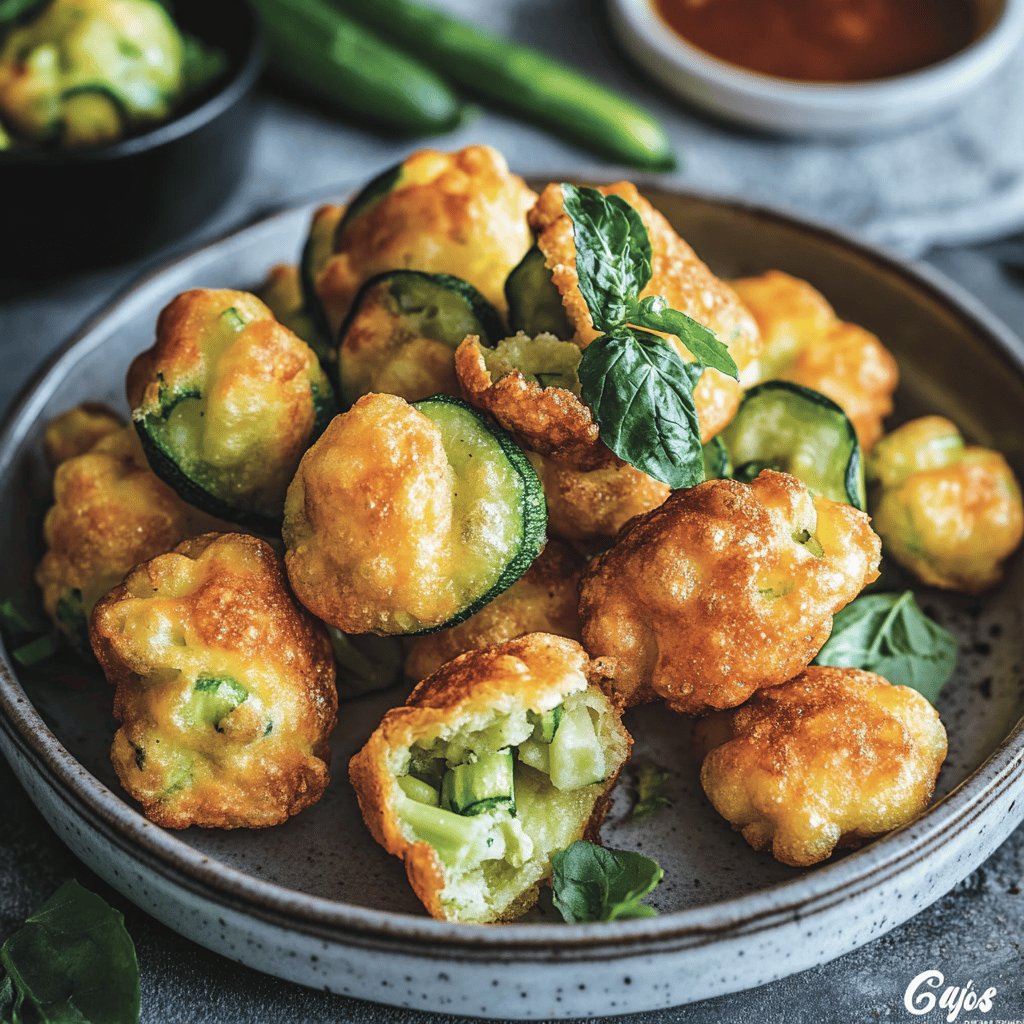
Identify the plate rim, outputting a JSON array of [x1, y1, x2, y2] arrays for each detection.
[[1, 181, 1023, 958]]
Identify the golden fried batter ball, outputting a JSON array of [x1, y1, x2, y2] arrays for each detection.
[[404, 540, 584, 681], [349, 633, 631, 922], [257, 262, 319, 347], [43, 402, 123, 467], [529, 181, 762, 441], [35, 426, 198, 652], [528, 452, 670, 543], [695, 667, 947, 867], [786, 322, 898, 451], [731, 270, 835, 381], [455, 333, 608, 469], [316, 146, 536, 332], [91, 532, 337, 829], [578, 471, 881, 713], [731, 270, 898, 450], [869, 417, 1023, 592], [129, 288, 333, 524]]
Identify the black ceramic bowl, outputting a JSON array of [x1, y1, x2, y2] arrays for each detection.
[[0, 0, 262, 276]]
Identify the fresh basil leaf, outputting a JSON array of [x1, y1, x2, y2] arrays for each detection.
[[814, 590, 957, 704], [551, 841, 663, 923], [0, 880, 140, 1024], [561, 184, 651, 332], [579, 327, 704, 488], [630, 763, 671, 821], [634, 296, 738, 379]]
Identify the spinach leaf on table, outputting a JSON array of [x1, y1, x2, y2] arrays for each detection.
[[0, 880, 140, 1024], [814, 590, 958, 703], [551, 841, 664, 923]]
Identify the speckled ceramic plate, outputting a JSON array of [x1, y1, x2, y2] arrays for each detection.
[[1, 183, 1022, 1020]]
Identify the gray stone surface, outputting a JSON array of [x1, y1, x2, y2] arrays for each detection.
[[2, 1, 1024, 1017]]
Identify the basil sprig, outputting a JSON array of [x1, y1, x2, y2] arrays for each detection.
[[561, 184, 738, 488], [814, 590, 958, 704], [551, 840, 664, 922]]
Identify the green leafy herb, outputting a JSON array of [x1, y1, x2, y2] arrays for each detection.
[[579, 329, 704, 489], [0, 880, 140, 1024], [0, 597, 61, 669], [561, 184, 738, 488], [814, 590, 957, 704], [630, 763, 671, 821], [551, 840, 663, 922]]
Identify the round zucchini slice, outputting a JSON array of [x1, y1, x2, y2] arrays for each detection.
[[410, 395, 547, 634], [134, 294, 336, 533], [505, 246, 572, 339], [300, 204, 344, 349], [720, 381, 866, 509], [337, 270, 504, 406], [335, 160, 404, 241]]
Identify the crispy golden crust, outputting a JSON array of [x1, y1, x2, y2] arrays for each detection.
[[787, 322, 899, 451], [43, 403, 124, 467], [129, 288, 329, 517], [91, 533, 337, 830], [404, 540, 585, 681], [731, 270, 835, 381], [349, 633, 631, 922], [284, 394, 464, 634], [528, 452, 669, 543], [578, 471, 881, 713], [873, 446, 1024, 593], [529, 181, 762, 441], [696, 667, 947, 867], [317, 146, 536, 332], [731, 270, 898, 450], [35, 427, 197, 641], [455, 334, 607, 469]]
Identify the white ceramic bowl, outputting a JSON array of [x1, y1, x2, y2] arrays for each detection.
[[608, 0, 1024, 136]]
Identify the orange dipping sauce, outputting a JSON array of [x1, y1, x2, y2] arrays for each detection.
[[652, 0, 977, 82]]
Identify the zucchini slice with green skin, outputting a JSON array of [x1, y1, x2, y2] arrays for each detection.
[[505, 246, 572, 339], [720, 381, 866, 510], [300, 204, 344, 350], [337, 270, 504, 407], [702, 436, 732, 481], [441, 750, 516, 816], [335, 160, 404, 241], [410, 395, 547, 634], [134, 299, 336, 534]]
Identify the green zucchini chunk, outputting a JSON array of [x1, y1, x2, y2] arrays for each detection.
[[702, 435, 732, 481], [337, 270, 504, 406], [720, 381, 866, 510], [505, 246, 572, 339], [335, 160, 404, 240], [410, 394, 547, 634], [134, 295, 336, 533], [188, 675, 248, 729], [441, 749, 516, 816], [301, 204, 344, 345]]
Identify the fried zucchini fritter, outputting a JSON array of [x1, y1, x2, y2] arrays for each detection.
[[455, 332, 607, 469], [43, 402, 123, 467], [869, 417, 1023, 592], [404, 540, 584, 681], [257, 262, 319, 347], [529, 181, 762, 441], [316, 146, 536, 332], [91, 532, 337, 829], [578, 471, 881, 713], [349, 633, 631, 922], [35, 426, 199, 652], [696, 667, 947, 867], [731, 270, 898, 450], [284, 393, 544, 635], [528, 452, 670, 543]]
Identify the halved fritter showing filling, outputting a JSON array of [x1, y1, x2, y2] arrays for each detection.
[[129, 288, 335, 532], [455, 332, 610, 470], [349, 633, 631, 923], [90, 532, 337, 829], [338, 271, 503, 406], [283, 393, 546, 635]]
